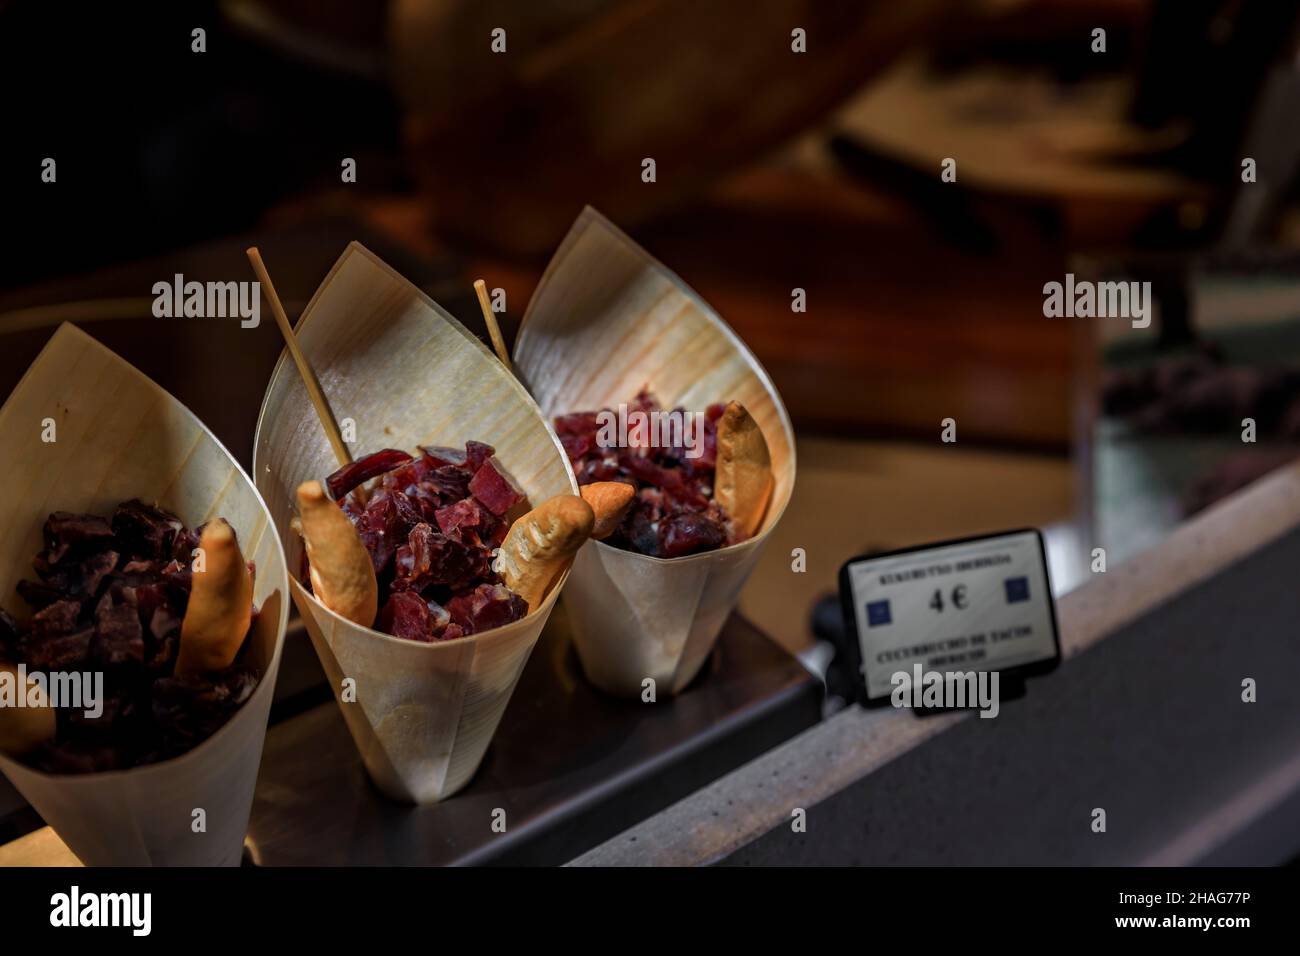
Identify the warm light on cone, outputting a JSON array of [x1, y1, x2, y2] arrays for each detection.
[[515, 208, 797, 697], [254, 243, 577, 803], [0, 325, 289, 865]]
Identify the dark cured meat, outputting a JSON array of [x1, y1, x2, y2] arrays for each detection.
[[447, 584, 528, 634], [2, 502, 259, 774], [326, 449, 414, 500], [469, 458, 524, 515], [556, 389, 733, 558], [319, 442, 528, 642], [111, 500, 185, 562], [43, 512, 113, 564]]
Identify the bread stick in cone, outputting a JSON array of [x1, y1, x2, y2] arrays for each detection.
[[495, 494, 594, 611], [177, 519, 254, 677], [580, 481, 635, 540], [0, 663, 56, 756], [296, 480, 379, 628], [714, 401, 773, 539]]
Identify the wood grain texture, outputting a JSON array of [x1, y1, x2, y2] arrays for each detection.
[[0, 324, 289, 865], [515, 208, 796, 696], [253, 243, 578, 803]]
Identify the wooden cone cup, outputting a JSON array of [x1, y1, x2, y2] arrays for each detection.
[[253, 243, 576, 803], [515, 208, 796, 697], [0, 325, 289, 865]]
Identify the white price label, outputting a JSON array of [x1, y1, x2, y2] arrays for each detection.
[[842, 530, 1059, 701]]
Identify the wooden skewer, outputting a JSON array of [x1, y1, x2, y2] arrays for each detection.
[[247, 247, 367, 506], [473, 279, 513, 372]]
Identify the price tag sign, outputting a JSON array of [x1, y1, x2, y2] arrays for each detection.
[[837, 529, 1061, 706]]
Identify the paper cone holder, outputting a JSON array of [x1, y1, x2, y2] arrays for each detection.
[[253, 243, 577, 803], [0, 324, 289, 865]]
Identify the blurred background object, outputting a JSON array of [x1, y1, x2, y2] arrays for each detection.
[[390, 0, 953, 254]]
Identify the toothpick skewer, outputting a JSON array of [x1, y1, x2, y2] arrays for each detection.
[[247, 246, 366, 505], [474, 279, 513, 372]]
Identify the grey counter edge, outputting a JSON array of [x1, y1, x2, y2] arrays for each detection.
[[567, 459, 1300, 866]]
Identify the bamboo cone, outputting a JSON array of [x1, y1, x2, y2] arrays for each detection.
[[0, 324, 289, 865], [253, 242, 577, 803], [515, 207, 796, 697]]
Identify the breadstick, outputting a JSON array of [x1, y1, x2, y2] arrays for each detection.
[[0, 663, 56, 756], [494, 494, 594, 611], [714, 401, 773, 539], [296, 480, 379, 627], [177, 519, 253, 677], [580, 481, 635, 540]]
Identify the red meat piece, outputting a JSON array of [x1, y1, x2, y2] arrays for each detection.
[[659, 512, 727, 558], [392, 523, 479, 592], [480, 512, 508, 548], [160, 558, 192, 594], [617, 495, 662, 556], [425, 465, 472, 501], [379, 458, 431, 495], [33, 548, 119, 603], [30, 599, 81, 639], [435, 498, 484, 536], [43, 512, 114, 564], [21, 600, 94, 670], [320, 441, 531, 642], [469, 458, 523, 515], [620, 454, 708, 509], [418, 445, 468, 469], [170, 526, 201, 563], [150, 667, 258, 747], [326, 449, 414, 500], [446, 584, 528, 635], [388, 490, 425, 535], [577, 456, 622, 484], [465, 440, 495, 472], [406, 482, 445, 523], [124, 581, 171, 627], [112, 500, 184, 561], [560, 432, 593, 461], [554, 411, 601, 436], [378, 591, 433, 642], [16, 579, 62, 611], [93, 599, 145, 666], [553, 390, 735, 557], [114, 579, 185, 651], [356, 494, 401, 575]]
